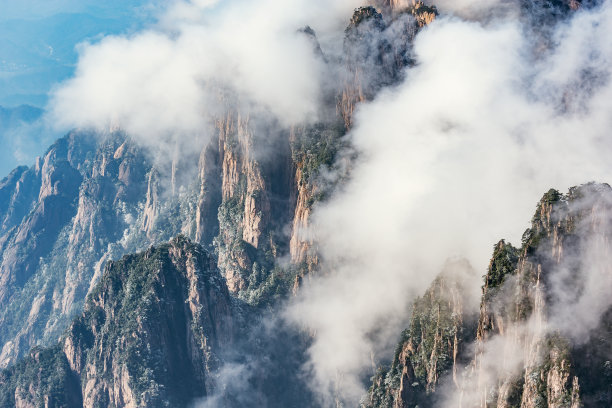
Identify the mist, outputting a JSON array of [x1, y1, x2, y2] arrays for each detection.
[[437, 186, 612, 407], [285, 0, 612, 405], [48, 0, 369, 151]]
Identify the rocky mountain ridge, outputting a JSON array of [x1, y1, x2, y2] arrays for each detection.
[[0, 236, 239, 408], [0, 2, 436, 368], [0, 0, 607, 407], [5, 179, 611, 408], [365, 183, 612, 407]]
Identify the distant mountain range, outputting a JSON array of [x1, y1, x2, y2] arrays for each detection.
[[0, 105, 43, 129], [0, 8, 151, 107]]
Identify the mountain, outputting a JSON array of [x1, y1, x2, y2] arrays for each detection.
[[0, 2, 432, 369], [365, 260, 479, 407], [0, 106, 43, 130], [0, 236, 238, 407], [365, 183, 612, 407], [4, 181, 611, 407], [0, 0, 609, 407]]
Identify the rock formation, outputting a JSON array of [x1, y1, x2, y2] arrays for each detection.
[[0, 236, 237, 408], [367, 184, 612, 407]]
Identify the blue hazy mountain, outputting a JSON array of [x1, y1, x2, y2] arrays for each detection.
[[0, 0, 156, 175], [0, 105, 43, 128], [0, 1, 157, 107], [0, 105, 46, 176]]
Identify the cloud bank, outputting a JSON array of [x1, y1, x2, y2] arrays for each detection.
[[286, 0, 612, 405], [49, 0, 368, 150]]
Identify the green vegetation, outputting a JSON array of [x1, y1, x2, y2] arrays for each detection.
[[291, 121, 346, 187], [521, 188, 563, 254], [346, 7, 384, 31], [484, 240, 519, 293], [0, 345, 81, 408], [80, 238, 219, 403], [412, 3, 438, 16], [366, 273, 472, 407], [243, 263, 302, 308], [524, 335, 576, 408], [0, 237, 233, 408]]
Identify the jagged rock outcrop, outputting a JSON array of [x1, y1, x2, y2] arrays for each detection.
[[365, 260, 479, 407], [0, 1, 433, 369], [0, 236, 237, 408], [214, 113, 273, 292], [464, 184, 612, 407], [288, 122, 345, 267], [466, 184, 612, 408], [0, 118, 290, 366], [0, 133, 91, 304], [368, 184, 612, 408], [288, 5, 432, 275], [0, 345, 82, 408], [0, 132, 158, 368], [141, 169, 159, 236], [339, 3, 436, 128], [195, 141, 223, 246]]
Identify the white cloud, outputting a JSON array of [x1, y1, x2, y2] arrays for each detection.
[[48, 0, 367, 150], [286, 1, 612, 404]]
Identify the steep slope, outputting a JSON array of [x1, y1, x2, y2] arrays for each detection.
[[368, 183, 612, 407], [0, 3, 433, 367], [289, 4, 437, 292], [365, 260, 479, 407], [338, 3, 436, 129], [468, 184, 612, 408], [0, 236, 237, 408], [0, 132, 155, 367]]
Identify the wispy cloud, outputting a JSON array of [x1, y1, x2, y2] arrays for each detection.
[[48, 0, 367, 151], [286, 1, 612, 404]]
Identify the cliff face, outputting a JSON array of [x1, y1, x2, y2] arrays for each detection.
[[339, 3, 436, 128], [0, 132, 157, 368], [212, 112, 276, 293], [365, 260, 479, 408], [368, 183, 612, 408], [4, 1, 610, 407], [0, 3, 431, 368], [0, 119, 290, 364], [287, 4, 437, 283], [468, 184, 612, 408], [0, 345, 82, 408], [0, 133, 90, 305], [0, 236, 237, 408], [5, 183, 612, 408]]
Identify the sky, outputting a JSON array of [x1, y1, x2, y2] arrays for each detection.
[[0, 0, 161, 176]]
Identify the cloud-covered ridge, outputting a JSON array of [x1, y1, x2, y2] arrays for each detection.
[[49, 0, 368, 146], [286, 0, 612, 405], [44, 0, 612, 405]]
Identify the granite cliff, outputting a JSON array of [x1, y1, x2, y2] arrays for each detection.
[[0, 236, 237, 408], [2, 1, 609, 407], [366, 184, 612, 407]]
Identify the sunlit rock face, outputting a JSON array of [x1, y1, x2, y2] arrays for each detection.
[[0, 237, 237, 408], [0, 0, 434, 369]]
